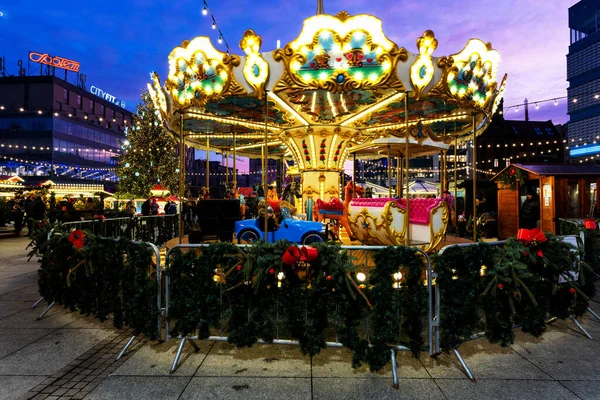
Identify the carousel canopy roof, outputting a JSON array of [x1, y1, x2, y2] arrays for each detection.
[[148, 8, 505, 160]]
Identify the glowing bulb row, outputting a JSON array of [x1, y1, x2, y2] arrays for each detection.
[[201, 0, 230, 53]]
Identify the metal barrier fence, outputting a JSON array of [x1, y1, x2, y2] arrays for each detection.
[[61, 214, 179, 246], [163, 244, 433, 389], [434, 236, 598, 381]]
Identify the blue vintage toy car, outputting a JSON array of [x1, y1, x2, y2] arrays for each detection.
[[235, 217, 327, 244]]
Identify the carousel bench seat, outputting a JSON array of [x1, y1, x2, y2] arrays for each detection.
[[397, 198, 444, 225], [238, 187, 254, 198]]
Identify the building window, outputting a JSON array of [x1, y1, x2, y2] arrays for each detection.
[[63, 89, 68, 101], [76, 95, 81, 107], [99, 104, 105, 117], [55, 101, 62, 111], [534, 127, 543, 135], [89, 99, 93, 111]]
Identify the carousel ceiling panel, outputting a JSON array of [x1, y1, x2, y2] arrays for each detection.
[[183, 119, 252, 133], [202, 96, 290, 125], [284, 89, 378, 123], [363, 97, 457, 126]]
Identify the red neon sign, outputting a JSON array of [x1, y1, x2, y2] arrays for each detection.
[[29, 52, 80, 73]]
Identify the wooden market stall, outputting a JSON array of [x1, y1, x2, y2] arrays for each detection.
[[491, 163, 600, 238]]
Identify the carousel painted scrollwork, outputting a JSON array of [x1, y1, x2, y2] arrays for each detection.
[[239, 30, 269, 99], [409, 30, 437, 100], [165, 37, 247, 109], [273, 11, 408, 95]]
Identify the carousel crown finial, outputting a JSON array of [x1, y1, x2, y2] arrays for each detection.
[[316, 0, 324, 14]]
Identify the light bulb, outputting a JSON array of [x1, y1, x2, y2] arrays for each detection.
[[535, 103, 539, 109], [212, 22, 216, 29], [515, 106, 519, 112], [554, 99, 558, 106], [218, 36, 223, 44], [202, 6, 207, 15]]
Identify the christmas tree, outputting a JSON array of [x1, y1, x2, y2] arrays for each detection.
[[116, 90, 180, 198]]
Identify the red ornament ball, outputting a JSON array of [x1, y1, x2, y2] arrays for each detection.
[[326, 275, 332, 281], [569, 288, 576, 294], [522, 251, 527, 257], [269, 268, 276, 275], [497, 283, 504, 290], [236, 265, 242, 271]]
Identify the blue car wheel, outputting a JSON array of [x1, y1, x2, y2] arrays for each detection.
[[302, 232, 324, 245], [238, 229, 260, 244]]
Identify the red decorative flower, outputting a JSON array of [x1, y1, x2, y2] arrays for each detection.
[[320, 155, 325, 160], [333, 156, 338, 162], [497, 283, 503, 290], [569, 287, 576, 294], [268, 268, 276, 275], [68, 230, 86, 250], [305, 156, 310, 161], [509, 168, 516, 176]]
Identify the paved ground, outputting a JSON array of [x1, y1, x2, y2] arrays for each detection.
[[1, 236, 600, 399]]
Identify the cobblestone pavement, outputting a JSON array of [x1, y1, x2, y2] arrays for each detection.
[[2, 236, 600, 399]]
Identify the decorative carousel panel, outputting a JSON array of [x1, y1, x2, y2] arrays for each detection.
[[363, 97, 457, 126], [147, 72, 170, 119], [409, 30, 438, 100], [446, 39, 500, 109], [239, 30, 269, 99], [273, 11, 407, 95], [165, 37, 246, 109]]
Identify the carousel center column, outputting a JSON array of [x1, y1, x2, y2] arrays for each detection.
[[280, 126, 356, 219]]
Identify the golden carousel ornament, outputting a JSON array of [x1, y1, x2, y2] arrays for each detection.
[[148, 1, 505, 251]]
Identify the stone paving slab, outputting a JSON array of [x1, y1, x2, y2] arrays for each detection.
[[0, 328, 55, 359], [180, 377, 311, 400], [560, 380, 600, 400], [510, 328, 600, 381], [0, 328, 113, 376], [84, 376, 190, 400], [0, 376, 47, 400], [195, 342, 311, 378], [311, 347, 428, 379], [421, 337, 551, 380], [0, 285, 41, 302], [0, 306, 83, 330], [435, 379, 580, 400], [112, 339, 211, 377], [312, 377, 444, 400], [0, 301, 36, 320]]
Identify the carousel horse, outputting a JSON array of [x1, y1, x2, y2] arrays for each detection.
[[281, 181, 302, 208], [314, 182, 364, 241]]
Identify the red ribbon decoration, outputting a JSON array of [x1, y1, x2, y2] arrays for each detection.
[[68, 230, 86, 250], [584, 218, 597, 230], [517, 228, 547, 257], [282, 246, 301, 265], [299, 246, 318, 262]]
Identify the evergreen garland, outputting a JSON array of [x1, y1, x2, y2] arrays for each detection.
[[434, 243, 498, 350]]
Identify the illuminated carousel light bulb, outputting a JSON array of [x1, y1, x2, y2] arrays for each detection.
[[212, 22, 216, 29], [356, 272, 366, 282], [218, 36, 223, 44], [202, 6, 207, 15]]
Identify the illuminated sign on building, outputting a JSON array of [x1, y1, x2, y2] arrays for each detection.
[[90, 86, 126, 109], [29, 52, 80, 72]]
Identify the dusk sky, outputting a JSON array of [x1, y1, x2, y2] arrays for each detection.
[[0, 0, 577, 170]]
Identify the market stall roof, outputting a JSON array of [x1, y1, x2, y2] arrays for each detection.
[[491, 164, 600, 181], [0, 175, 24, 183]]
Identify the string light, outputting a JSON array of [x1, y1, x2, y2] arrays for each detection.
[[200, 0, 230, 53]]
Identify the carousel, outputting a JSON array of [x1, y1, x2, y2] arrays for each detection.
[[147, 3, 505, 251]]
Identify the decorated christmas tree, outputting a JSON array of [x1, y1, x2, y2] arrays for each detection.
[[117, 90, 180, 198]]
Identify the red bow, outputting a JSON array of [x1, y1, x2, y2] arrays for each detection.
[[281, 245, 319, 265], [68, 230, 86, 250], [517, 228, 547, 257]]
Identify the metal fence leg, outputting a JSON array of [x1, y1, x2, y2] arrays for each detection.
[[570, 316, 594, 340], [31, 297, 45, 309], [453, 348, 475, 381], [170, 337, 189, 374], [390, 349, 399, 389], [188, 338, 201, 352], [36, 301, 55, 320], [116, 335, 137, 361], [587, 306, 600, 323]]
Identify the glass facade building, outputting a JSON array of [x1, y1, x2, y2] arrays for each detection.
[[0, 75, 132, 180], [568, 0, 600, 157]]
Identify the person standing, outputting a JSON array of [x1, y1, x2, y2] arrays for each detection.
[[520, 188, 540, 229], [141, 198, 151, 216]]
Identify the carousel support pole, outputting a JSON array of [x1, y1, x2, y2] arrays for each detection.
[[387, 144, 392, 198], [206, 137, 210, 194], [472, 114, 477, 242], [454, 135, 458, 229], [441, 150, 447, 192], [225, 151, 229, 188], [280, 155, 285, 194], [178, 113, 185, 243], [233, 133, 237, 187], [404, 91, 411, 246], [263, 92, 269, 241], [352, 153, 356, 190], [396, 156, 402, 197]]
